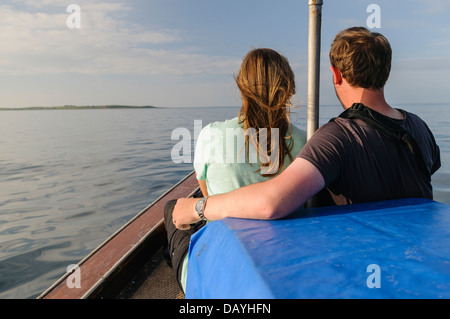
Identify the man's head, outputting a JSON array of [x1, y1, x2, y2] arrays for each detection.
[[329, 27, 392, 89]]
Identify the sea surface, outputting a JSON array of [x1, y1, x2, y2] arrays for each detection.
[[0, 104, 449, 299]]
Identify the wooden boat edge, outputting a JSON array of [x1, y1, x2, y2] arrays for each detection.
[[38, 171, 199, 299]]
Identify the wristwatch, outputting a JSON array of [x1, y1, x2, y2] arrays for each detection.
[[195, 197, 209, 221]]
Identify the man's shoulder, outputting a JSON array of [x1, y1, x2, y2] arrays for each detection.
[[398, 109, 434, 137], [400, 109, 429, 127], [300, 118, 356, 151], [315, 117, 366, 135], [398, 109, 417, 121]]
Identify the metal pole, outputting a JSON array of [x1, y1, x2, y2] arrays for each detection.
[[306, 0, 323, 208], [307, 0, 323, 140]]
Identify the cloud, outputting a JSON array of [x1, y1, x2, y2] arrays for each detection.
[[0, 1, 240, 76], [11, 0, 73, 7]]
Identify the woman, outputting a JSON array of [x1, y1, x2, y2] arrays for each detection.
[[164, 48, 307, 292]]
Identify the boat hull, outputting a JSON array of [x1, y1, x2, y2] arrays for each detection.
[[38, 171, 199, 299]]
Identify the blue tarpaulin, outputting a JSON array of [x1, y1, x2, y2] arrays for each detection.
[[185, 198, 450, 298]]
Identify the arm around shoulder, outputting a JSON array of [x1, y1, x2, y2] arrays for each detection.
[[203, 157, 325, 221], [172, 158, 325, 229]]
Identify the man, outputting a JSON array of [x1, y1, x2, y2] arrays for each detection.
[[172, 27, 441, 229]]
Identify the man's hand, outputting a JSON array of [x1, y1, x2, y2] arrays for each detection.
[[172, 198, 200, 230]]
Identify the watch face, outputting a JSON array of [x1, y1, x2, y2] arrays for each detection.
[[195, 198, 205, 212]]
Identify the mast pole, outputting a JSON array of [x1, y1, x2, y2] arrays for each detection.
[[307, 0, 323, 140], [306, 0, 323, 208]]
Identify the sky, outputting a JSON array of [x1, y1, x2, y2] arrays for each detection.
[[0, 0, 449, 108]]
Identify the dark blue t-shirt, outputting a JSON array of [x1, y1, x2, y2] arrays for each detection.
[[298, 109, 441, 205]]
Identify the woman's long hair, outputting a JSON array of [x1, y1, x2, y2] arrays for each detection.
[[236, 48, 296, 176]]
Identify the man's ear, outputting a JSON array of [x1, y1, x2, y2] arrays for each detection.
[[330, 66, 343, 85]]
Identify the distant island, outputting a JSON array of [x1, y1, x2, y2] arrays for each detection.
[[0, 105, 157, 111]]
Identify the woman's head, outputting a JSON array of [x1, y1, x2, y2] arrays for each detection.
[[236, 48, 296, 118], [235, 48, 296, 176]]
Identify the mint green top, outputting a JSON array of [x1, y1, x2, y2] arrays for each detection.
[[194, 117, 307, 194], [180, 117, 307, 292]]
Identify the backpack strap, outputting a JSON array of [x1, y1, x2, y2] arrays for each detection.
[[339, 103, 429, 175]]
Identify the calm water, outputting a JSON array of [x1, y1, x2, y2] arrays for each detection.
[[0, 104, 449, 298]]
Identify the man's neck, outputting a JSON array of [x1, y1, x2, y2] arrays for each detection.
[[343, 87, 404, 120]]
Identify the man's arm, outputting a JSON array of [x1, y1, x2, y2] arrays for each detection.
[[172, 158, 325, 229]]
